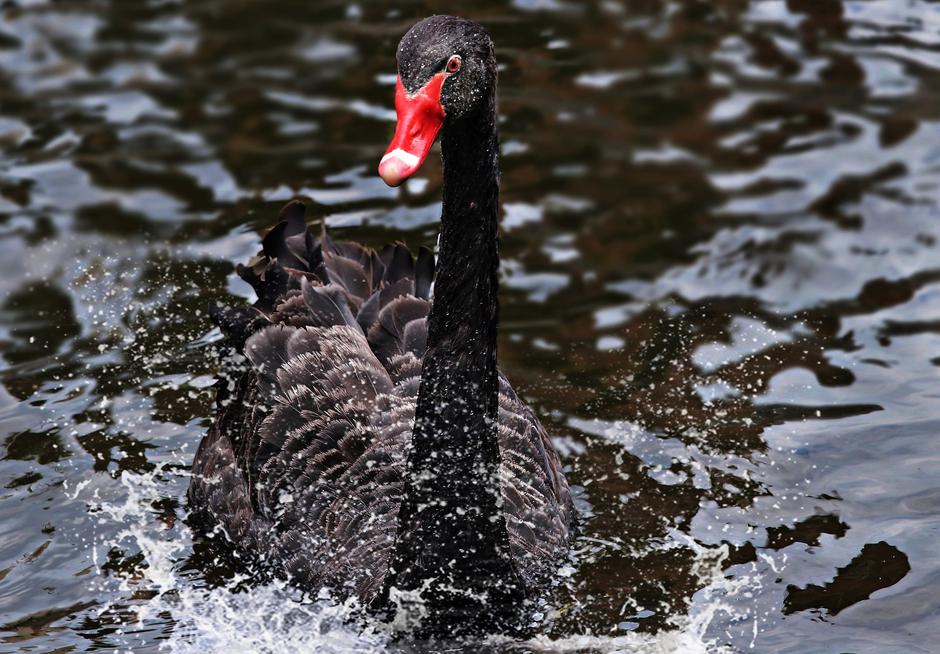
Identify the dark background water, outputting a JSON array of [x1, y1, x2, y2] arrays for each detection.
[[1, 0, 939, 652]]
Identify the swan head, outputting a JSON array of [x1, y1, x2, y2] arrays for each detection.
[[379, 16, 496, 187]]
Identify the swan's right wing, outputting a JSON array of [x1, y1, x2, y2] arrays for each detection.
[[188, 367, 269, 547], [190, 320, 418, 600], [240, 323, 411, 598], [190, 201, 433, 600]]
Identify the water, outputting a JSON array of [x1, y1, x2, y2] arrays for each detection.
[[1, 0, 939, 651]]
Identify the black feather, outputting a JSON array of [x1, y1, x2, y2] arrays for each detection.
[[190, 103, 573, 629], [301, 279, 362, 333]]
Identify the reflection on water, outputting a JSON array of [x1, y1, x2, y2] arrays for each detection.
[[1, 0, 939, 651]]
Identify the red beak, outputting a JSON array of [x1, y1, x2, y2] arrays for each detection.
[[379, 74, 446, 187]]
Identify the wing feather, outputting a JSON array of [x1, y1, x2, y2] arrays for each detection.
[[189, 201, 573, 604]]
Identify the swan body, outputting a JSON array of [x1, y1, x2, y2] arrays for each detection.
[[189, 16, 574, 634]]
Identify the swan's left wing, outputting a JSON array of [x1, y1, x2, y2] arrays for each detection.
[[497, 376, 575, 587]]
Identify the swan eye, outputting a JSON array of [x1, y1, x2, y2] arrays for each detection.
[[446, 55, 462, 73]]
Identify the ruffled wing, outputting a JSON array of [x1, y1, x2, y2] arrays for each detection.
[[189, 200, 572, 602]]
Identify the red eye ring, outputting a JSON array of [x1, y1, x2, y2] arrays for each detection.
[[446, 55, 462, 73]]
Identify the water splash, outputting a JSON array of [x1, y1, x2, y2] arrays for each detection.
[[79, 468, 762, 653], [84, 469, 388, 654]]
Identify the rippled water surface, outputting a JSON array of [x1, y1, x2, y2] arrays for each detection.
[[2, 0, 940, 652]]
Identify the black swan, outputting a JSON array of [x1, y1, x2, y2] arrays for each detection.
[[188, 15, 574, 634]]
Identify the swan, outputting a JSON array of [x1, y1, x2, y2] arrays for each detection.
[[188, 15, 574, 635]]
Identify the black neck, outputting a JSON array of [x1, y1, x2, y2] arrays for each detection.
[[383, 95, 525, 632]]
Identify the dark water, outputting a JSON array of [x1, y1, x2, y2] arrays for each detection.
[[1, 0, 939, 652]]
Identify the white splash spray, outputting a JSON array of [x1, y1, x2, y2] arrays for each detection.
[[83, 465, 762, 654]]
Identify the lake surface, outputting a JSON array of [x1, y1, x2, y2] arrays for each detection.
[[1, 0, 939, 652]]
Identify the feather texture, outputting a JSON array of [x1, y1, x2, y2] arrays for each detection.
[[189, 200, 573, 606]]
